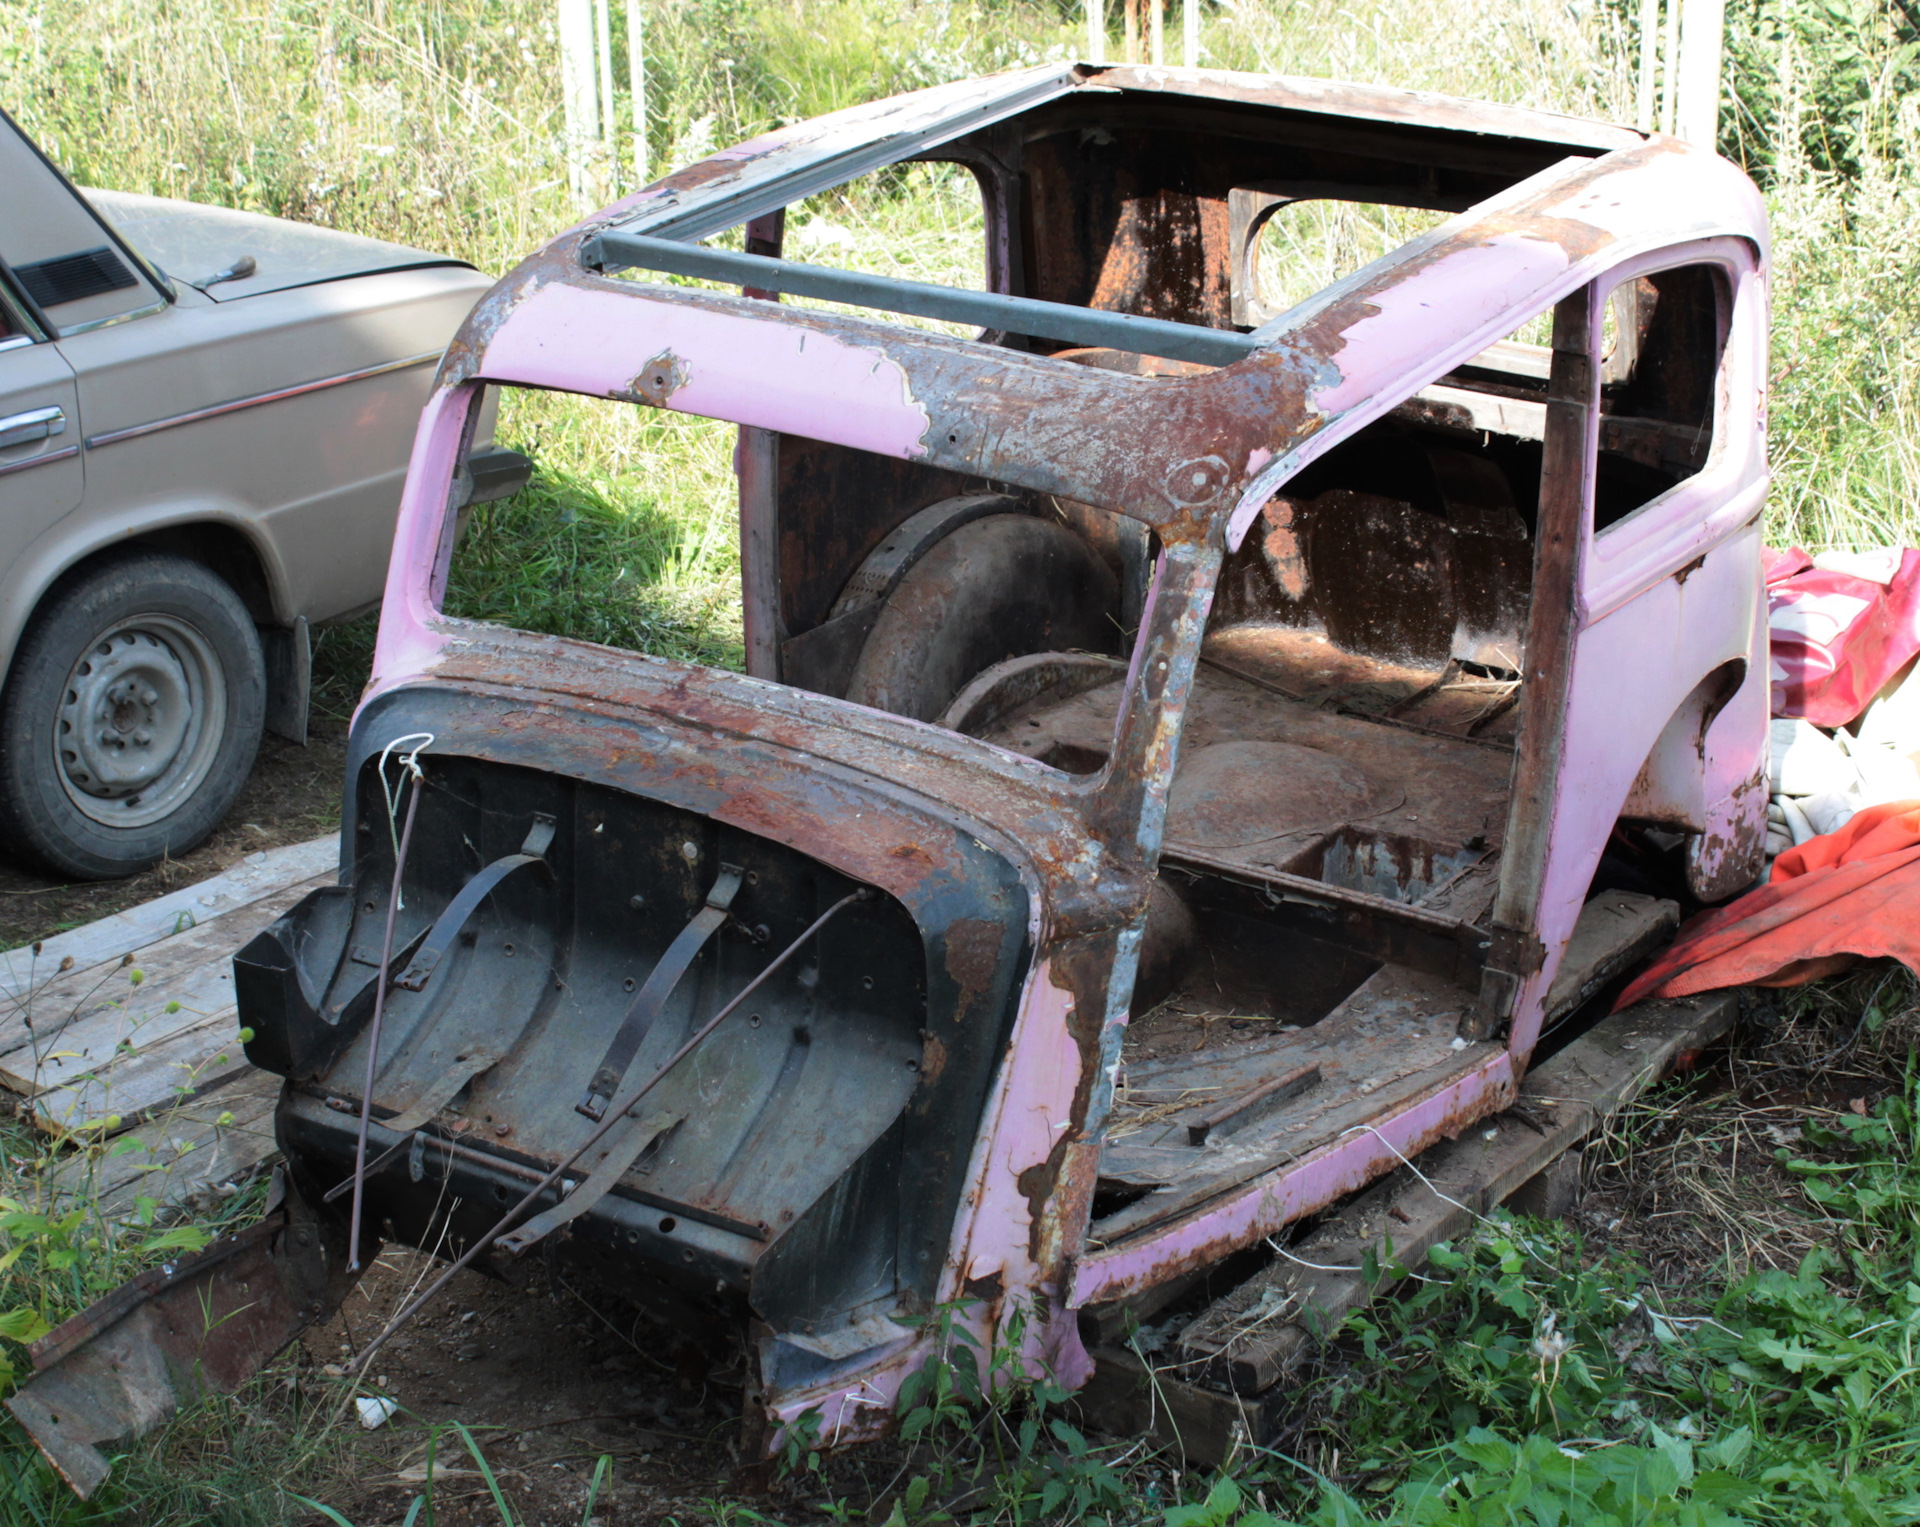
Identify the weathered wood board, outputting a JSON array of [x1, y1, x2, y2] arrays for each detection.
[[41, 1069, 283, 1221], [0, 837, 335, 1001], [0, 838, 334, 1214]]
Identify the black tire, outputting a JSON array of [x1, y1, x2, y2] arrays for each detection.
[[844, 515, 1120, 722], [0, 552, 265, 880]]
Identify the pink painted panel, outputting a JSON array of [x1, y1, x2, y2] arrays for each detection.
[[478, 282, 932, 461], [1506, 539, 1765, 1060], [1069, 1048, 1517, 1307], [362, 382, 474, 710], [1310, 233, 1573, 416]]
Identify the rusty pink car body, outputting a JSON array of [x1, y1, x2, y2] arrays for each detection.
[[8, 64, 1774, 1485], [353, 65, 1770, 1440]]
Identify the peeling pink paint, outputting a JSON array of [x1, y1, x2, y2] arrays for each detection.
[[1311, 234, 1572, 417], [1071, 1049, 1517, 1307], [479, 282, 932, 460]]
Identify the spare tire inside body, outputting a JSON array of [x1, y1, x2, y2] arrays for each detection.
[[843, 513, 1121, 723]]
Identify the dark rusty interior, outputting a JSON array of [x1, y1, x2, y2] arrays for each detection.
[[246, 749, 1030, 1366]]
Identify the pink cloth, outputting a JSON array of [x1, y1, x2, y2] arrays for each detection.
[[1764, 546, 1920, 726]]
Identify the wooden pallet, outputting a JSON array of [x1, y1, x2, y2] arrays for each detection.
[[1076, 988, 1741, 1464], [1, 837, 335, 1215]]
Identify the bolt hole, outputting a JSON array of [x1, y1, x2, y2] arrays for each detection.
[[748, 1013, 762, 1028], [503, 943, 516, 957], [493, 1184, 509, 1202], [623, 977, 636, 992], [861, 975, 874, 991], [659, 1216, 677, 1234], [745, 870, 760, 885]]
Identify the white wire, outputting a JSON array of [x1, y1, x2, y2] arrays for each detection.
[[1266, 1238, 1361, 1273], [375, 732, 434, 909], [1339, 1120, 1486, 1224], [1338, 1120, 1576, 1281]]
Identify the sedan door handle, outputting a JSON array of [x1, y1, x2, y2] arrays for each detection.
[[0, 406, 67, 449]]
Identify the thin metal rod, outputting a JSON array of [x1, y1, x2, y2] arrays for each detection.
[[594, 0, 617, 192], [341, 887, 868, 1388], [586, 231, 1260, 368], [626, 0, 648, 185], [347, 775, 421, 1272]]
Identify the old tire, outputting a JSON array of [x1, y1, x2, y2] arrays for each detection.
[[0, 553, 265, 879], [845, 515, 1119, 722]]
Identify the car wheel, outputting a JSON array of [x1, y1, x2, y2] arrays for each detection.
[[0, 552, 266, 880]]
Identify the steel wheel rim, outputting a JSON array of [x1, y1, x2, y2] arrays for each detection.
[[53, 613, 228, 830]]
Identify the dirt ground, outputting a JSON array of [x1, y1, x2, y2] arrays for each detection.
[[1575, 973, 1918, 1289], [0, 725, 349, 953], [289, 1250, 753, 1526]]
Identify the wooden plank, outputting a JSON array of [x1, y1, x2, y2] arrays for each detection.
[[1542, 889, 1679, 1022], [1073, 1346, 1258, 1468], [0, 836, 335, 1001], [1165, 989, 1738, 1399], [0, 875, 324, 1075], [3, 962, 245, 1097], [41, 1069, 282, 1222], [31, 1010, 256, 1135]]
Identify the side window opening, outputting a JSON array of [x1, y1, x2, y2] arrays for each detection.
[[443, 387, 1153, 780], [1228, 190, 1453, 328], [1592, 262, 1728, 531]]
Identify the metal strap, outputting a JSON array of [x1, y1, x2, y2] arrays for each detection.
[[575, 863, 745, 1121], [493, 1109, 681, 1258], [394, 815, 556, 992], [320, 1048, 505, 1205], [384, 1048, 504, 1134]]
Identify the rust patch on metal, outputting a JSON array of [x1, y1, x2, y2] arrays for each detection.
[[622, 349, 691, 407], [945, 918, 1008, 1009], [1259, 498, 1308, 600], [1016, 938, 1113, 1263], [919, 1029, 949, 1084]]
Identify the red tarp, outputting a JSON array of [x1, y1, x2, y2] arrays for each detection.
[[1616, 800, 1920, 1004]]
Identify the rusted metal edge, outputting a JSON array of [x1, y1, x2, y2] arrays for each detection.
[[7, 1167, 361, 1499], [1076, 989, 1740, 1454]]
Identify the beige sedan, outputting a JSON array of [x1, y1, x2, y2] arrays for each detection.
[[0, 107, 516, 878]]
